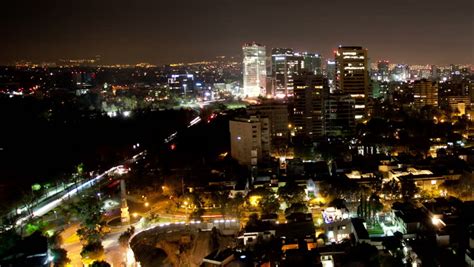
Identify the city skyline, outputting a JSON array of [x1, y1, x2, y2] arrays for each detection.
[[1, 0, 473, 65]]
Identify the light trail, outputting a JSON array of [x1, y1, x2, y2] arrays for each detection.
[[14, 153, 145, 227]]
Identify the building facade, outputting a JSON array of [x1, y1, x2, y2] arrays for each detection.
[[302, 52, 323, 75], [248, 100, 289, 139], [243, 43, 267, 98], [335, 46, 369, 120], [271, 48, 303, 98], [324, 93, 356, 136], [229, 116, 270, 167], [293, 73, 329, 139], [413, 79, 439, 108]]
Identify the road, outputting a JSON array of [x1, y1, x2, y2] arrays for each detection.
[[13, 151, 146, 227], [62, 222, 131, 267], [59, 112, 210, 265]]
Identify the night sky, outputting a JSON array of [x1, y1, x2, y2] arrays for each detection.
[[1, 0, 472, 65]]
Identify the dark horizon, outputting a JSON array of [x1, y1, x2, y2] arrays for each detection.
[[1, 0, 473, 65]]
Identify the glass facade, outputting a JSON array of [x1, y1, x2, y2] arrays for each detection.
[[243, 43, 267, 97]]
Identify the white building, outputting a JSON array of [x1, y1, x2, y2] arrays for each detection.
[[243, 43, 267, 98], [229, 116, 270, 167]]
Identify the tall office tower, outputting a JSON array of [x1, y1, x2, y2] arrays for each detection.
[[271, 48, 304, 98], [324, 93, 356, 136], [377, 60, 390, 82], [326, 60, 336, 92], [413, 79, 439, 109], [229, 116, 270, 167], [243, 43, 267, 98], [302, 53, 323, 75], [272, 48, 294, 97], [248, 99, 289, 139], [335, 46, 369, 120], [292, 73, 329, 139]]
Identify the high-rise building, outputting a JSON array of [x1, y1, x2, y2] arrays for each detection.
[[335, 46, 369, 120], [229, 116, 270, 167], [377, 60, 390, 82], [292, 73, 329, 139], [272, 48, 294, 97], [302, 53, 323, 75], [413, 79, 438, 108], [243, 43, 267, 98], [324, 93, 356, 136], [326, 60, 336, 93], [271, 48, 304, 97]]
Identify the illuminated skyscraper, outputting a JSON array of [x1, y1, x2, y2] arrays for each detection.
[[271, 48, 304, 98], [243, 43, 267, 97], [335, 46, 369, 120], [326, 60, 336, 93]]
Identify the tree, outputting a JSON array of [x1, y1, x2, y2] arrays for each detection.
[[278, 181, 306, 206], [400, 178, 419, 202], [440, 173, 474, 200], [72, 194, 105, 264], [210, 190, 230, 216], [90, 260, 111, 267], [73, 194, 103, 244], [260, 194, 280, 215], [345, 242, 380, 266], [284, 203, 309, 216], [76, 163, 85, 177], [357, 194, 384, 223], [0, 230, 21, 257], [319, 178, 364, 202], [247, 187, 278, 214], [118, 227, 135, 249], [80, 242, 104, 263], [48, 231, 63, 249], [381, 180, 400, 200], [328, 198, 347, 209], [50, 248, 70, 267], [370, 194, 384, 217], [317, 233, 328, 243]]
